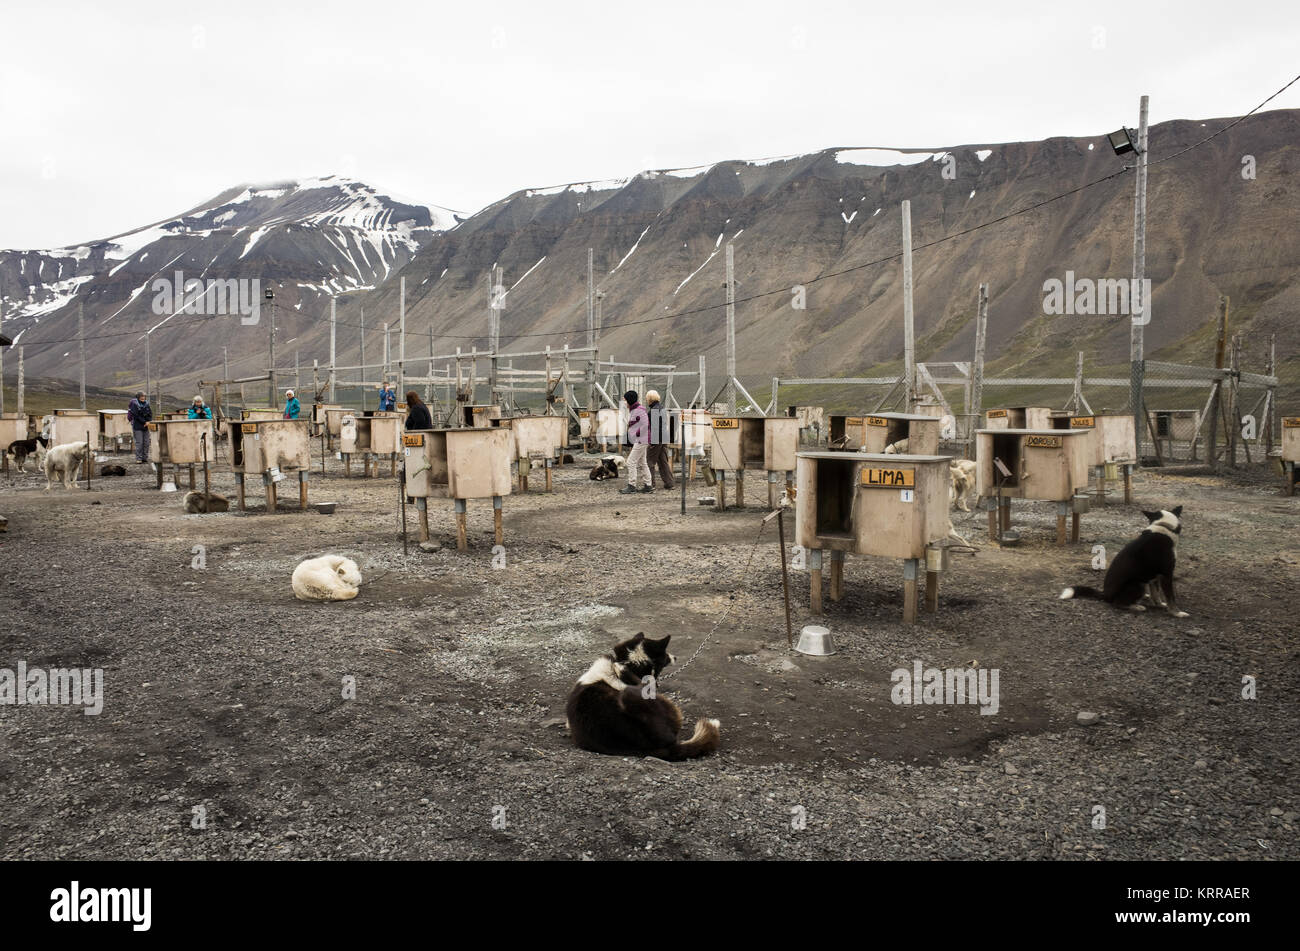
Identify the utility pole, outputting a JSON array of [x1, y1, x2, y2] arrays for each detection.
[[0, 288, 5, 416], [970, 282, 989, 444], [725, 242, 736, 413], [329, 297, 337, 402], [223, 347, 229, 386], [78, 300, 86, 409], [360, 306, 366, 389], [901, 200, 916, 410], [16, 347, 23, 416], [1129, 94, 1150, 465], [489, 266, 502, 403], [383, 322, 390, 383], [586, 248, 594, 349], [145, 331, 151, 403], [399, 275, 407, 396], [268, 286, 278, 406], [1208, 294, 1228, 466]]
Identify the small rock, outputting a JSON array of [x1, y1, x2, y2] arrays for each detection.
[[419, 541, 441, 552], [1004, 763, 1019, 775], [1076, 711, 1100, 726]]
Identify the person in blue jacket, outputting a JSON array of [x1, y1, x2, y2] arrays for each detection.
[[379, 383, 397, 412], [283, 389, 301, 420], [187, 396, 212, 420]]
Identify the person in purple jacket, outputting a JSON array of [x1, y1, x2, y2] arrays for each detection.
[[619, 390, 653, 494]]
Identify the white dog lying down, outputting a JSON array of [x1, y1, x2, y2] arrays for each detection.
[[44, 442, 89, 490], [292, 555, 363, 601]]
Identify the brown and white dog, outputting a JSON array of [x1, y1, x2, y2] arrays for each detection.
[[566, 633, 721, 760]]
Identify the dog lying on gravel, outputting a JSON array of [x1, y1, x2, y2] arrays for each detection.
[[6, 436, 48, 472], [100, 464, 127, 477], [1059, 507, 1188, 617], [589, 456, 621, 481], [292, 555, 363, 601], [183, 490, 230, 513], [44, 442, 89, 490], [566, 633, 721, 760]]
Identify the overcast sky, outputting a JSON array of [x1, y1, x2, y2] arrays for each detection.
[[2, 0, 1297, 249]]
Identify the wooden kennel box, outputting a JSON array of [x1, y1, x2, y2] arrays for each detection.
[[0, 414, 28, 447], [984, 406, 1052, 430], [463, 404, 503, 428], [241, 409, 283, 422], [506, 415, 566, 491], [595, 407, 622, 448], [97, 410, 132, 448], [709, 416, 801, 509], [795, 451, 955, 622], [1282, 416, 1300, 495], [228, 418, 312, 511], [975, 428, 1092, 544], [323, 407, 357, 438], [339, 413, 403, 476], [403, 427, 513, 550], [827, 413, 941, 455], [147, 418, 216, 489], [49, 409, 98, 446]]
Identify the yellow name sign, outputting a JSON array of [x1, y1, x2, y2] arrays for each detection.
[[712, 418, 739, 429], [1025, 435, 1062, 448], [146, 422, 158, 431], [1070, 416, 1095, 428], [578, 411, 590, 418], [403, 433, 424, 447], [845, 416, 864, 426], [860, 467, 915, 488], [241, 423, 258, 434], [865, 416, 890, 427], [987, 409, 1008, 419], [1284, 417, 1300, 428]]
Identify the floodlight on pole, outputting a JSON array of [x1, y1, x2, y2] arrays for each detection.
[[1109, 128, 1138, 156]]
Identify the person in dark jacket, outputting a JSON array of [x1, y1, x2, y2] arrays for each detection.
[[644, 389, 675, 490], [127, 391, 153, 463], [405, 391, 433, 430]]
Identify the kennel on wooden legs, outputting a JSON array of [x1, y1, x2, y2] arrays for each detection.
[[147, 419, 217, 490], [983, 406, 1053, 431], [402, 427, 513, 551], [0, 414, 29, 472], [975, 429, 1092, 544], [48, 409, 98, 447], [97, 410, 132, 451], [339, 412, 403, 477], [506, 415, 566, 492], [795, 452, 955, 624], [826, 413, 942, 455], [1282, 416, 1300, 495], [1048, 412, 1137, 503], [709, 415, 801, 510], [228, 418, 313, 511]]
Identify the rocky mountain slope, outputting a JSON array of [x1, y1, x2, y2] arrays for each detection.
[[4, 110, 1297, 403]]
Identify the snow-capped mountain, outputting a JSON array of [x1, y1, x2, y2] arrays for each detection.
[[0, 176, 461, 378]]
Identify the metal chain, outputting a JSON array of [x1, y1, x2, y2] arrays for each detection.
[[661, 517, 769, 681]]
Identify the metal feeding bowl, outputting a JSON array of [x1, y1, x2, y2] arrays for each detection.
[[998, 528, 1021, 546], [795, 624, 836, 656]]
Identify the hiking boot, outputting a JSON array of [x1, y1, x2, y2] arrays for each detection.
[[618, 485, 639, 495], [638, 485, 653, 493]]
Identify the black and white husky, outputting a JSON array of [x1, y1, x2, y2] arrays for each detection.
[[1059, 507, 1189, 617], [566, 633, 721, 760]]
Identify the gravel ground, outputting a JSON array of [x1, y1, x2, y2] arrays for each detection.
[[0, 449, 1296, 860]]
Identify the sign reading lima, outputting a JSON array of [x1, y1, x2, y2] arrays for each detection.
[[860, 467, 915, 488]]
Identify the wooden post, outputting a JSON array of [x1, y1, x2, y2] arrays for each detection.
[[901, 201, 916, 409], [235, 473, 246, 511], [829, 549, 844, 602], [924, 568, 939, 614], [455, 499, 468, 551], [736, 469, 745, 508], [1124, 465, 1133, 504], [266, 476, 277, 513], [903, 558, 919, 624], [988, 504, 998, 541], [493, 495, 504, 547], [1056, 502, 1068, 545], [777, 508, 793, 649], [545, 459, 553, 492], [767, 472, 776, 510], [716, 471, 726, 512], [809, 549, 823, 616], [299, 471, 308, 510], [416, 497, 429, 542]]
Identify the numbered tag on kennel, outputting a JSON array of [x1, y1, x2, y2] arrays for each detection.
[[900, 488, 914, 503]]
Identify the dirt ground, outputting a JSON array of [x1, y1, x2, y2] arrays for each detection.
[[0, 444, 1296, 861]]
